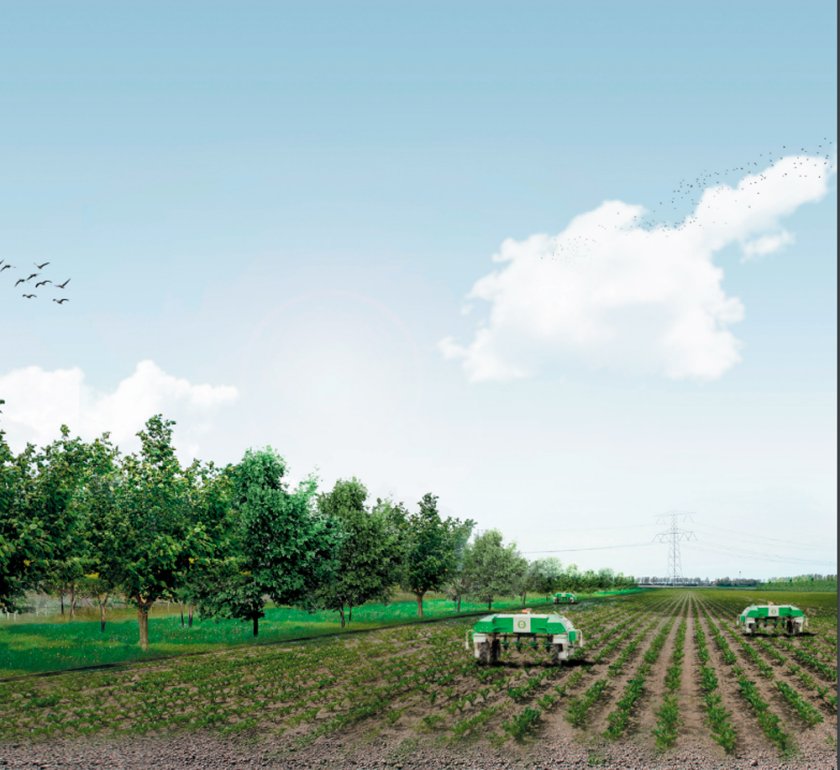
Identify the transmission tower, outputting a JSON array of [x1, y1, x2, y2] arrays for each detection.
[[653, 512, 696, 586]]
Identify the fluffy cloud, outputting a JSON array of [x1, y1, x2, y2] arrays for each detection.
[[441, 154, 835, 381], [741, 230, 794, 261], [0, 360, 238, 458]]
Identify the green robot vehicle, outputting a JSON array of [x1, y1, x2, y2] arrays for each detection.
[[738, 603, 807, 635], [465, 609, 584, 665]]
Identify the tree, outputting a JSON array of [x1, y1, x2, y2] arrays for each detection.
[[463, 530, 525, 610], [115, 415, 207, 649], [72, 433, 122, 631], [444, 518, 476, 612], [528, 557, 564, 598], [401, 493, 469, 618], [0, 434, 46, 612], [176, 459, 235, 627], [34, 426, 97, 619], [195, 448, 339, 636], [510, 552, 531, 605], [314, 479, 402, 627]]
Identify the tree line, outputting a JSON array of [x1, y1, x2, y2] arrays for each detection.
[[0, 414, 634, 648]]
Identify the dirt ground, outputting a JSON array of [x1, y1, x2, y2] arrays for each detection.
[[0, 731, 836, 770]]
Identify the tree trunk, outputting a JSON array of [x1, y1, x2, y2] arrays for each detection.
[[99, 595, 108, 632], [415, 592, 424, 618], [59, 591, 65, 616], [180, 603, 184, 627], [252, 614, 259, 637], [521, 592, 527, 606], [457, 595, 461, 613], [339, 606, 345, 628], [188, 605, 194, 627], [487, 598, 492, 610], [137, 603, 151, 650], [69, 583, 76, 619]]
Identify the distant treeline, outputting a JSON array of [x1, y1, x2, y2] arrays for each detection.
[[0, 413, 634, 648], [759, 574, 837, 591], [638, 575, 837, 590]]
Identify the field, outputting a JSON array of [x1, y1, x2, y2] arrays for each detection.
[[0, 589, 836, 769]]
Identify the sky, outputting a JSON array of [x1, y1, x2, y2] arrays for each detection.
[[0, 1, 836, 580]]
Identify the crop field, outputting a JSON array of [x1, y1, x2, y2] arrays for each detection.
[[0, 589, 836, 769]]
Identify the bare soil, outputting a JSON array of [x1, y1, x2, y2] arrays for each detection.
[[0, 730, 836, 770]]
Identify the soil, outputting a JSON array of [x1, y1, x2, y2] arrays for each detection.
[[0, 731, 836, 770]]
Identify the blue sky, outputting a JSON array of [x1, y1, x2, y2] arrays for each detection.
[[0, 1, 835, 579]]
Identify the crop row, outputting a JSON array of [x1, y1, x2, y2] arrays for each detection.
[[699, 606, 795, 755], [653, 615, 686, 751], [604, 618, 674, 739], [693, 603, 737, 754]]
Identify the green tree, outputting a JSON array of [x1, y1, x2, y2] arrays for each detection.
[[314, 479, 402, 627], [115, 415, 208, 649], [34, 426, 97, 618], [401, 493, 464, 618], [71, 432, 123, 631], [528, 557, 564, 598], [195, 448, 339, 636], [0, 434, 46, 612], [463, 529, 525, 610], [176, 459, 235, 627], [444, 518, 476, 612]]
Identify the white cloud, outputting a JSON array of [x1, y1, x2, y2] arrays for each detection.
[[0, 360, 238, 459], [442, 154, 835, 382], [741, 230, 794, 261]]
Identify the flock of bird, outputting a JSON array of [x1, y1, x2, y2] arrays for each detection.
[[550, 138, 835, 262], [0, 259, 71, 304]]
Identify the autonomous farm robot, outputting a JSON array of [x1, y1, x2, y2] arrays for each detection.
[[738, 602, 807, 635], [465, 609, 584, 665]]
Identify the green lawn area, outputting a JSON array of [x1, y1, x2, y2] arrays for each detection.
[[0, 594, 552, 677]]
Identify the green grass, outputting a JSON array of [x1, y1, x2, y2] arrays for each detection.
[[0, 595, 537, 677]]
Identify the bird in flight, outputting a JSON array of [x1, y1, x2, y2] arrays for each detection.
[[22, 294, 36, 299], [35, 279, 52, 288], [52, 297, 69, 304], [0, 264, 11, 272], [34, 261, 50, 269], [25, 273, 38, 281], [14, 278, 24, 286], [55, 278, 71, 289]]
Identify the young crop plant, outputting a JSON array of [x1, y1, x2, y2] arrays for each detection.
[[775, 680, 823, 727], [778, 639, 837, 682], [653, 695, 680, 751], [735, 669, 795, 755], [450, 706, 499, 740], [566, 679, 609, 728], [502, 706, 542, 742]]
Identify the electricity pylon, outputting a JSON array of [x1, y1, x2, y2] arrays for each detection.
[[653, 512, 696, 586]]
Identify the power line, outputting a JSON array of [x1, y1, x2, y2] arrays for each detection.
[[523, 542, 656, 555], [537, 523, 658, 535], [693, 523, 827, 550], [691, 540, 836, 567]]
